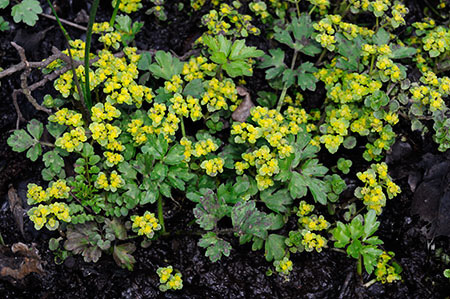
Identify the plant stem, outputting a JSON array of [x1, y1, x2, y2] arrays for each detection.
[[46, 0, 72, 42], [157, 194, 166, 233], [276, 50, 298, 112], [84, 0, 101, 112], [39, 141, 55, 147], [309, 5, 317, 15], [316, 49, 327, 66], [369, 54, 375, 75], [110, 0, 122, 27], [46, 0, 89, 123], [357, 253, 363, 276], [294, 0, 301, 18], [180, 117, 186, 138], [363, 278, 377, 288]]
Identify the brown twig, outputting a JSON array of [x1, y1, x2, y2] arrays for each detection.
[[39, 12, 87, 31]]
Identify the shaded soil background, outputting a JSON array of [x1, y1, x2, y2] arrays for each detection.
[[0, 0, 449, 298]]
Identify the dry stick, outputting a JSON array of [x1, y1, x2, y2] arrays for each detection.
[[39, 13, 87, 31]]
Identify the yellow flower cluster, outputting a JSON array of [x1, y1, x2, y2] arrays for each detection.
[[49, 108, 84, 127], [170, 93, 203, 121], [164, 74, 183, 93], [274, 257, 293, 277], [91, 102, 121, 122], [375, 45, 403, 82], [131, 211, 161, 239], [357, 162, 401, 214], [375, 251, 402, 283], [200, 4, 259, 37], [96, 48, 153, 108], [249, 1, 270, 20], [157, 266, 183, 291], [89, 122, 121, 147], [180, 137, 219, 162], [200, 157, 224, 177], [112, 0, 143, 14], [299, 215, 330, 231], [239, 146, 279, 190], [93, 22, 122, 50], [27, 179, 71, 205], [148, 103, 180, 137], [95, 171, 124, 192], [201, 78, 239, 112], [313, 14, 374, 50], [301, 230, 327, 252], [181, 56, 216, 81], [422, 26, 450, 57], [410, 71, 449, 112], [28, 202, 71, 230], [104, 151, 124, 167], [412, 18, 435, 31], [386, 3, 408, 28], [55, 127, 87, 152], [54, 71, 74, 98], [191, 0, 206, 11], [297, 201, 315, 216]]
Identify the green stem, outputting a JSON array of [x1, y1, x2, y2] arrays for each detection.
[[316, 48, 327, 66], [84, 0, 101, 112], [308, 5, 317, 15], [46, 0, 72, 42], [276, 50, 298, 112], [46, 0, 89, 123], [180, 117, 186, 138], [110, 0, 122, 27], [357, 253, 363, 276], [375, 17, 379, 31], [39, 141, 55, 147], [294, 0, 301, 18], [158, 194, 166, 233], [369, 54, 375, 75]]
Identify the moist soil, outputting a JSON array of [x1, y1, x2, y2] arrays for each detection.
[[0, 1, 450, 298]]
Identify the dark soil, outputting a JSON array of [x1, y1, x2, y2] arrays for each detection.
[[0, 1, 449, 298]]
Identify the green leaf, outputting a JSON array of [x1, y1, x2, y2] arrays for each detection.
[[363, 210, 380, 239], [26, 119, 43, 139], [26, 143, 41, 161], [373, 28, 390, 46], [260, 188, 293, 213], [198, 232, 232, 263], [297, 62, 318, 91], [137, 52, 152, 71], [46, 122, 66, 139], [264, 234, 286, 262], [159, 182, 172, 198], [332, 222, 350, 248], [118, 161, 137, 180], [349, 216, 364, 240], [306, 176, 327, 205], [289, 172, 307, 199], [7, 129, 34, 152], [11, 0, 42, 26], [361, 246, 383, 274], [43, 150, 64, 173], [164, 144, 185, 165], [0, 0, 9, 9], [151, 162, 168, 181], [391, 45, 417, 59], [301, 159, 328, 176], [147, 51, 183, 80], [113, 243, 136, 271], [193, 189, 228, 230], [0, 16, 9, 32], [259, 48, 287, 81], [182, 79, 204, 98], [233, 175, 250, 197], [232, 200, 272, 240], [140, 189, 158, 205]]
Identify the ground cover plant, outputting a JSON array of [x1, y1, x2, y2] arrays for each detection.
[[0, 0, 450, 297]]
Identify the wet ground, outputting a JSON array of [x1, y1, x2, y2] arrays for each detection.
[[0, 0, 449, 298]]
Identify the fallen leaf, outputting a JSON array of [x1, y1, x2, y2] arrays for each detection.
[[0, 242, 44, 281], [8, 185, 24, 237], [232, 86, 254, 122]]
